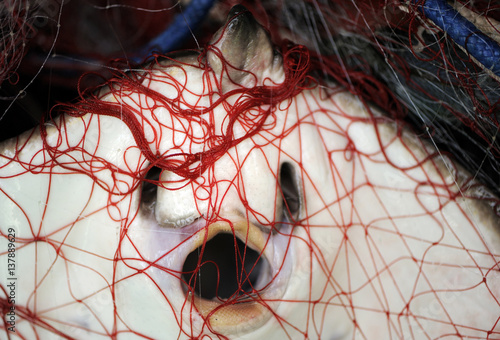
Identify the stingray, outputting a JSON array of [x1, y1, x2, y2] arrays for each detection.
[[0, 5, 499, 339]]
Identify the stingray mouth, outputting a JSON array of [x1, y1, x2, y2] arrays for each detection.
[[182, 232, 271, 301], [177, 220, 290, 333]]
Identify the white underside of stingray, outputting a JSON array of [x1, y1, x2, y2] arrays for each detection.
[[0, 6, 499, 340]]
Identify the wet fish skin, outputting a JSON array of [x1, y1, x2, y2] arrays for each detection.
[[1, 5, 499, 340]]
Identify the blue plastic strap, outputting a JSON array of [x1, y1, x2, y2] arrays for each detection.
[[134, 0, 216, 62], [412, 0, 500, 76]]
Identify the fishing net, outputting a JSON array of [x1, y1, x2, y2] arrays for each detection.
[[0, 0, 499, 339]]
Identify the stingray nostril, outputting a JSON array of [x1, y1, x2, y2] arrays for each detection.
[[279, 162, 301, 222], [141, 166, 162, 208]]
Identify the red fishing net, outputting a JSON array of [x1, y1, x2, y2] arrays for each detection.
[[0, 1, 499, 339]]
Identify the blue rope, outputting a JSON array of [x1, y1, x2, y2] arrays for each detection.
[[133, 0, 216, 62], [412, 0, 500, 77]]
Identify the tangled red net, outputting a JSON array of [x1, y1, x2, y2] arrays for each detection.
[[0, 1, 499, 339]]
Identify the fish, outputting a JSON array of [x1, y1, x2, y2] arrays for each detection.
[[0, 5, 499, 339]]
